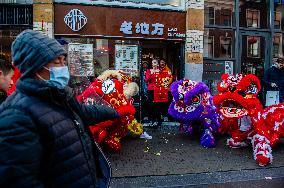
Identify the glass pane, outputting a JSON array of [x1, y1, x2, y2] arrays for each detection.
[[273, 34, 282, 57], [240, 0, 268, 28], [220, 36, 232, 58], [205, 0, 235, 26]]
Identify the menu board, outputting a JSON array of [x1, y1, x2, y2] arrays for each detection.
[[68, 43, 94, 76], [115, 45, 138, 76]]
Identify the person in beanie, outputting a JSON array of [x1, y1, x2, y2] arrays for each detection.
[[0, 58, 14, 104], [263, 56, 284, 103], [0, 30, 118, 188]]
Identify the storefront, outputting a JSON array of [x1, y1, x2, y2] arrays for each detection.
[[54, 4, 186, 121]]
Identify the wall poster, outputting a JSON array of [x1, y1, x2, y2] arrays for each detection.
[[68, 43, 94, 76], [115, 45, 139, 76]]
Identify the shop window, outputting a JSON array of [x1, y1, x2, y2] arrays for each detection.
[[273, 35, 282, 57], [274, 11, 281, 29], [247, 36, 260, 58], [246, 9, 260, 28], [220, 36, 232, 58], [205, 7, 215, 25], [220, 9, 232, 26], [204, 35, 214, 58]]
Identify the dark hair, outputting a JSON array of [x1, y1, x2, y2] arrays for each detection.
[[277, 57, 284, 64], [159, 58, 167, 64], [0, 58, 14, 75]]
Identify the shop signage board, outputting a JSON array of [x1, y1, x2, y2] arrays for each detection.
[[64, 9, 88, 31], [115, 45, 139, 76], [55, 4, 186, 40], [68, 43, 94, 76]]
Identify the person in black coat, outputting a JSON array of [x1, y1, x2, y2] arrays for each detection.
[[0, 30, 119, 188], [0, 58, 14, 104], [263, 57, 284, 103]]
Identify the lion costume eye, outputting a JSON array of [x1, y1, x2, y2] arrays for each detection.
[[191, 95, 201, 106]]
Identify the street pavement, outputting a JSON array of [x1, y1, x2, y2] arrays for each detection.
[[106, 124, 284, 187]]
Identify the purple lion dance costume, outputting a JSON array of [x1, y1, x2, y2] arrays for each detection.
[[168, 80, 220, 148]]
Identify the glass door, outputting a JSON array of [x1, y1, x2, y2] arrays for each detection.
[[239, 32, 269, 102]]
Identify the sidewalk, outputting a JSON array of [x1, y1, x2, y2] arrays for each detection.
[[106, 124, 284, 187]]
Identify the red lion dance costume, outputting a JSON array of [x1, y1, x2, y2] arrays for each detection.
[[252, 104, 284, 166], [213, 74, 263, 148], [77, 70, 143, 152], [214, 74, 284, 166]]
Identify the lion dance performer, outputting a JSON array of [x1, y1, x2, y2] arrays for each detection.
[[77, 70, 143, 152], [168, 79, 220, 148], [213, 74, 263, 148]]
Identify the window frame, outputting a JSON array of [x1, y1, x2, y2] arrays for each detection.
[[205, 6, 215, 25], [246, 9, 260, 28]]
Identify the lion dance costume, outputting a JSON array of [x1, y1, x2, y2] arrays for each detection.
[[213, 74, 263, 148], [252, 103, 284, 166], [214, 73, 284, 166], [168, 80, 220, 148], [77, 70, 143, 152]]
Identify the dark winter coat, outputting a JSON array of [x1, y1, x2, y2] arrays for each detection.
[[263, 65, 284, 102], [0, 78, 118, 188], [0, 91, 6, 105]]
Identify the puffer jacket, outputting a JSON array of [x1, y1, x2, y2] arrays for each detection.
[[0, 78, 118, 188]]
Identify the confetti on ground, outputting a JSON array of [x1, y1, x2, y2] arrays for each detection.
[[144, 147, 150, 153], [155, 152, 161, 156]]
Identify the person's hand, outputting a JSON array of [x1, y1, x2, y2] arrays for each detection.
[[271, 83, 278, 87]]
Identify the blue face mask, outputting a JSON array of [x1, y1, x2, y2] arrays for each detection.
[[42, 66, 70, 89]]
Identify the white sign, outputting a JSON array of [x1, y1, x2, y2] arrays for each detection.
[[64, 9, 87, 31], [167, 27, 186, 38], [120, 21, 164, 36], [225, 61, 234, 74], [68, 43, 94, 76], [115, 45, 138, 76], [102, 80, 115, 94]]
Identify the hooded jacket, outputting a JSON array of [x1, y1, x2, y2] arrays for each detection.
[[0, 79, 118, 187], [0, 30, 118, 187]]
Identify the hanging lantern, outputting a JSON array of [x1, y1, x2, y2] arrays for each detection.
[[248, 37, 257, 44]]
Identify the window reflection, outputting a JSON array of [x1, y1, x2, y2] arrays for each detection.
[[204, 31, 214, 58], [220, 36, 232, 58], [273, 34, 282, 57], [247, 36, 260, 58], [246, 9, 260, 28], [205, 0, 234, 26]]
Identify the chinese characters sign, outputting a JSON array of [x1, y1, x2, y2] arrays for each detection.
[[120, 21, 164, 36], [115, 45, 139, 76], [68, 43, 94, 76], [55, 5, 186, 40]]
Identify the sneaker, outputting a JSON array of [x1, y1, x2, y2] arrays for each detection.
[[140, 131, 152, 139]]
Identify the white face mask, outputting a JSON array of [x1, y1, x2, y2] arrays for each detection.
[[37, 66, 70, 89]]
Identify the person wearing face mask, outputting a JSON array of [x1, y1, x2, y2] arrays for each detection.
[[263, 57, 284, 103], [0, 58, 14, 104], [0, 30, 119, 188]]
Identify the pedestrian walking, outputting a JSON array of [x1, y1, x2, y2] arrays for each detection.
[[0, 30, 119, 188]]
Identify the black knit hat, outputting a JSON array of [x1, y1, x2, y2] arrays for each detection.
[[12, 30, 67, 78]]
